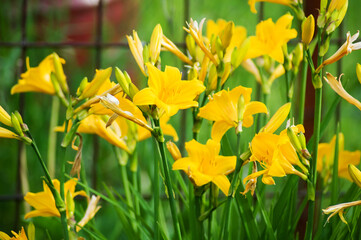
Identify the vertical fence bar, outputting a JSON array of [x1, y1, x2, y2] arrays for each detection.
[[92, 0, 104, 189], [14, 0, 29, 230]]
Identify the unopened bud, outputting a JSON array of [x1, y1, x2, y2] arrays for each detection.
[[77, 77, 88, 97], [115, 67, 130, 93], [66, 190, 75, 218], [287, 127, 302, 154], [220, 21, 234, 49], [143, 44, 150, 64], [215, 36, 224, 60], [348, 164, 361, 189], [292, 43, 303, 69], [186, 34, 196, 59], [11, 112, 24, 136], [166, 141, 182, 161], [52, 53, 69, 94], [0, 105, 12, 127], [302, 15, 315, 48], [188, 67, 198, 80], [61, 121, 81, 147], [150, 24, 163, 64], [231, 38, 250, 69]]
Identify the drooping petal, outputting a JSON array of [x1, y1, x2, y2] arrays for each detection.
[[212, 175, 231, 195]]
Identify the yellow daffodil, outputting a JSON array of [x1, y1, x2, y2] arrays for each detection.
[[248, 0, 295, 14], [206, 19, 247, 63], [127, 30, 146, 76], [76, 195, 101, 232], [198, 86, 268, 141], [317, 133, 360, 183], [184, 18, 218, 65], [172, 139, 236, 195], [323, 200, 361, 225], [133, 64, 205, 117], [246, 14, 297, 64], [78, 67, 113, 100], [11, 54, 66, 95], [317, 32, 361, 72], [324, 73, 361, 111], [0, 227, 28, 240], [24, 179, 87, 219], [243, 103, 308, 185]]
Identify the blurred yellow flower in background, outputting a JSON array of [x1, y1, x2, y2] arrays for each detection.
[[317, 133, 361, 184], [248, 0, 294, 14], [172, 139, 236, 195], [133, 64, 205, 117], [11, 54, 66, 95], [24, 179, 87, 219], [246, 14, 297, 63], [0, 227, 28, 240]]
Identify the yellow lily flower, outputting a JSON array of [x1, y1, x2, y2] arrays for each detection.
[[198, 85, 268, 141], [184, 18, 218, 66], [348, 164, 361, 189], [324, 73, 361, 111], [243, 103, 307, 185], [133, 64, 205, 118], [0, 227, 28, 240], [127, 30, 146, 76], [162, 34, 193, 65], [206, 19, 247, 63], [78, 115, 130, 153], [24, 179, 87, 219], [78, 67, 113, 100], [317, 133, 360, 184], [323, 200, 361, 225], [76, 195, 101, 232], [11, 54, 66, 95], [172, 139, 236, 195], [248, 0, 295, 14], [246, 14, 297, 64]]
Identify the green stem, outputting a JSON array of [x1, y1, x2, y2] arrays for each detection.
[[284, 68, 291, 103], [208, 183, 213, 239], [189, 183, 197, 240], [194, 188, 204, 239], [220, 132, 243, 239], [331, 123, 340, 204], [305, 87, 322, 240], [153, 119, 182, 240], [48, 97, 59, 178], [29, 134, 69, 240], [299, 56, 308, 124], [154, 142, 160, 240]]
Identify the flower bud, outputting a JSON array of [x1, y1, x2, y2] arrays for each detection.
[[215, 36, 224, 60], [220, 21, 234, 49], [166, 141, 182, 161], [231, 37, 250, 69], [348, 164, 361, 189], [142, 44, 150, 65], [150, 24, 163, 64], [186, 34, 196, 59], [115, 67, 130, 93], [0, 105, 13, 127], [61, 120, 81, 147], [52, 53, 69, 94], [356, 63, 361, 84], [287, 127, 302, 153], [292, 43, 303, 70], [302, 15, 315, 48], [66, 190, 75, 218], [11, 112, 24, 136]]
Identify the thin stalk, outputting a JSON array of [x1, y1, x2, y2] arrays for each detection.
[[331, 123, 340, 204], [114, 147, 137, 233], [299, 56, 308, 124], [130, 152, 141, 218], [208, 183, 213, 239], [284, 68, 291, 103], [220, 132, 242, 239], [154, 142, 160, 240], [153, 118, 182, 240], [29, 135, 69, 240], [189, 183, 197, 240], [305, 87, 322, 240], [195, 188, 204, 239], [48, 97, 59, 178]]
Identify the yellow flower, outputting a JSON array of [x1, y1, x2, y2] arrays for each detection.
[[243, 103, 307, 185], [246, 14, 297, 63], [323, 200, 361, 225], [184, 18, 218, 65], [149, 24, 163, 64], [0, 227, 28, 240], [324, 73, 361, 111], [0, 127, 21, 140], [133, 64, 205, 117], [317, 32, 361, 72], [198, 86, 268, 141], [356, 63, 361, 84], [0, 105, 13, 127], [162, 34, 193, 65], [317, 133, 360, 183], [24, 179, 87, 219], [302, 14, 315, 47], [206, 19, 247, 63], [172, 139, 236, 195], [76, 195, 101, 232], [78, 115, 130, 153], [78, 67, 113, 100], [248, 0, 294, 14], [11, 54, 66, 95], [127, 30, 146, 76]]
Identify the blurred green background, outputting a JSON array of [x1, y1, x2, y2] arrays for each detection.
[[0, 0, 360, 238]]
